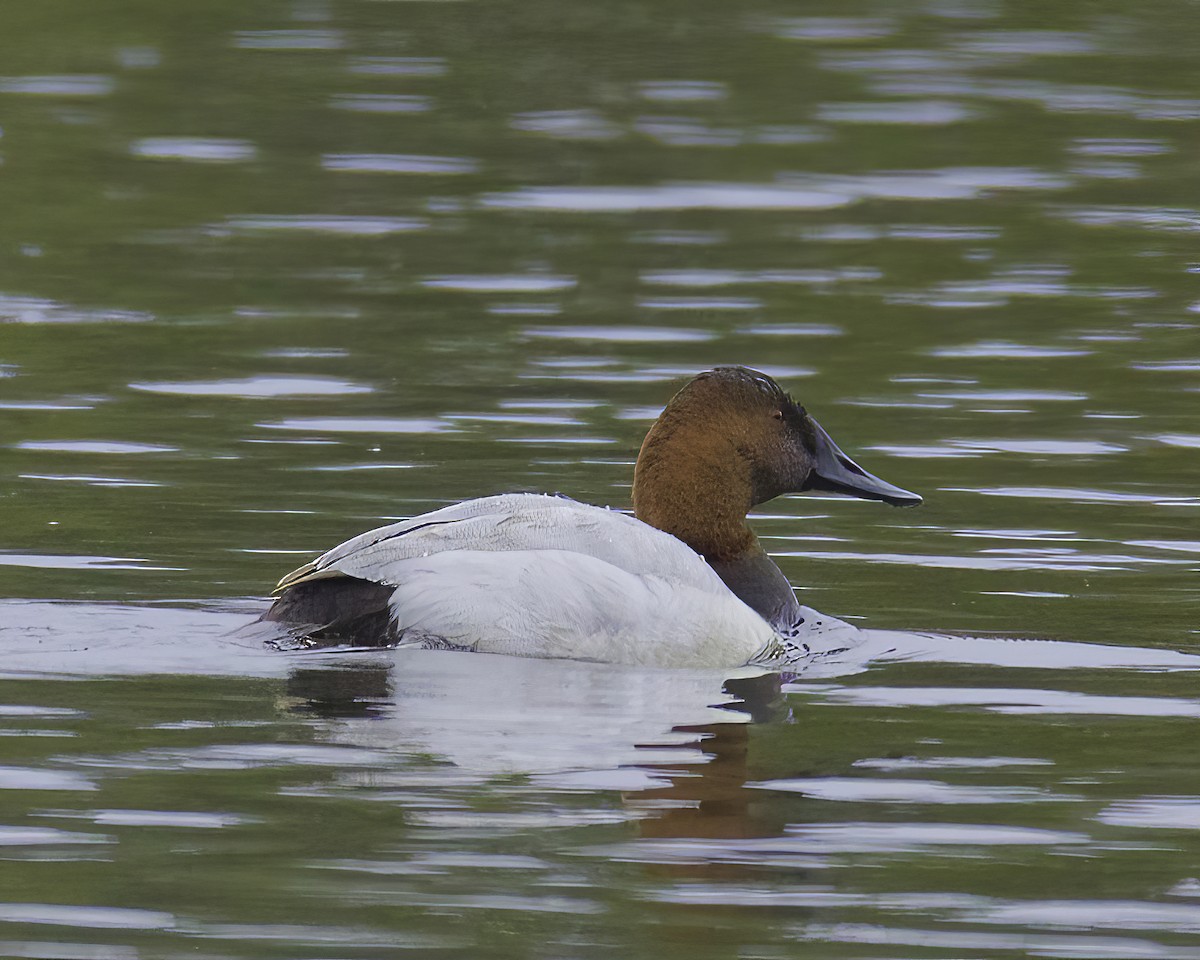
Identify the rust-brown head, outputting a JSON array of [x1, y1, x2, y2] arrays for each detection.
[[632, 366, 919, 560]]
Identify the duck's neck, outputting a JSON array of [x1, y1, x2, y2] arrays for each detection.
[[632, 423, 802, 632]]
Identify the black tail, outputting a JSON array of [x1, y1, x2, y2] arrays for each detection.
[[261, 576, 396, 647]]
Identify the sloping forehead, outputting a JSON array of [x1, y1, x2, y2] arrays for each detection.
[[702, 366, 789, 403]]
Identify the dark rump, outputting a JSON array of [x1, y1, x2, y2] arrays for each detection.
[[261, 576, 396, 647]]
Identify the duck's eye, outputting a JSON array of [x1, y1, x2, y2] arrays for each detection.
[[772, 410, 784, 421]]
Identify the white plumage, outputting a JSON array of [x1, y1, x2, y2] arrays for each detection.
[[285, 494, 781, 667]]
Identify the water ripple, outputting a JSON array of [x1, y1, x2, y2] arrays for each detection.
[[0, 76, 114, 96], [946, 486, 1200, 505], [232, 29, 344, 50], [818, 100, 976, 125], [929, 340, 1091, 358], [16, 441, 176, 455], [636, 80, 726, 102], [346, 56, 448, 77], [257, 417, 449, 434], [769, 17, 897, 41], [751, 776, 1070, 804], [329, 94, 431, 113], [481, 167, 1068, 212], [522, 326, 714, 343], [777, 549, 1163, 573], [321, 153, 478, 174], [0, 554, 174, 572], [512, 109, 622, 140], [130, 376, 371, 398], [0, 825, 110, 846], [1096, 798, 1200, 830], [130, 138, 256, 163], [641, 268, 874, 287], [0, 295, 151, 325], [0, 767, 97, 791], [225, 215, 428, 235], [421, 274, 575, 293], [883, 438, 1128, 456], [41, 809, 253, 829], [0, 902, 173, 929]]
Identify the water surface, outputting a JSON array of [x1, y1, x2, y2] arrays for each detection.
[[1, 1, 1198, 957]]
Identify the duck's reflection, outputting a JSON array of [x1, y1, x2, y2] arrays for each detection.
[[281, 653, 798, 841], [286, 663, 394, 718]]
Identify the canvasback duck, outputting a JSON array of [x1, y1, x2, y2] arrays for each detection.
[[262, 366, 920, 667]]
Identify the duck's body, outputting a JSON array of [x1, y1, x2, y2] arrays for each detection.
[[270, 493, 778, 667], [263, 366, 921, 667]]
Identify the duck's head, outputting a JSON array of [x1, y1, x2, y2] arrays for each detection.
[[633, 366, 919, 558]]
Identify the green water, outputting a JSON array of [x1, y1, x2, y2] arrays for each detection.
[[1, 0, 1199, 957]]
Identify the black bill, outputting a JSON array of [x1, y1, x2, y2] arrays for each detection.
[[802, 417, 922, 507]]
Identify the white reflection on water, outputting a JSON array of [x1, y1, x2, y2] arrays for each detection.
[[584, 821, 1082, 863], [18, 475, 163, 489], [346, 56, 448, 77], [952, 29, 1096, 55], [946, 486, 1200, 505], [796, 921, 1193, 957], [130, 376, 371, 398], [769, 17, 897, 41], [808, 685, 1200, 716], [919, 389, 1087, 401], [751, 776, 1071, 804], [1070, 138, 1173, 157], [512, 110, 622, 140], [642, 268, 873, 287], [971, 898, 1200, 933], [1058, 205, 1200, 232], [0, 76, 114, 96], [523, 326, 715, 343], [481, 182, 854, 212], [421, 274, 575, 292], [892, 279, 1157, 308], [0, 295, 151, 325], [226, 215, 428, 235], [0, 398, 99, 411], [854, 755, 1053, 770], [739, 323, 844, 337], [0, 555, 176, 571], [40, 809, 252, 829], [486, 303, 562, 316], [232, 29, 344, 50], [257, 417, 449, 434], [321, 153, 478, 174], [1128, 540, 1200, 554], [638, 296, 760, 311], [0, 767, 97, 791], [1096, 798, 1200, 830], [329, 94, 430, 113], [0, 825, 110, 846], [776, 549, 1166, 573], [929, 340, 1091, 358], [634, 117, 741, 147], [818, 100, 975, 125], [130, 138, 257, 163], [873, 438, 1125, 457], [1134, 361, 1200, 372], [636, 80, 726, 102], [481, 167, 1068, 212], [16, 441, 177, 455], [0, 903, 172, 929], [444, 412, 584, 426]]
